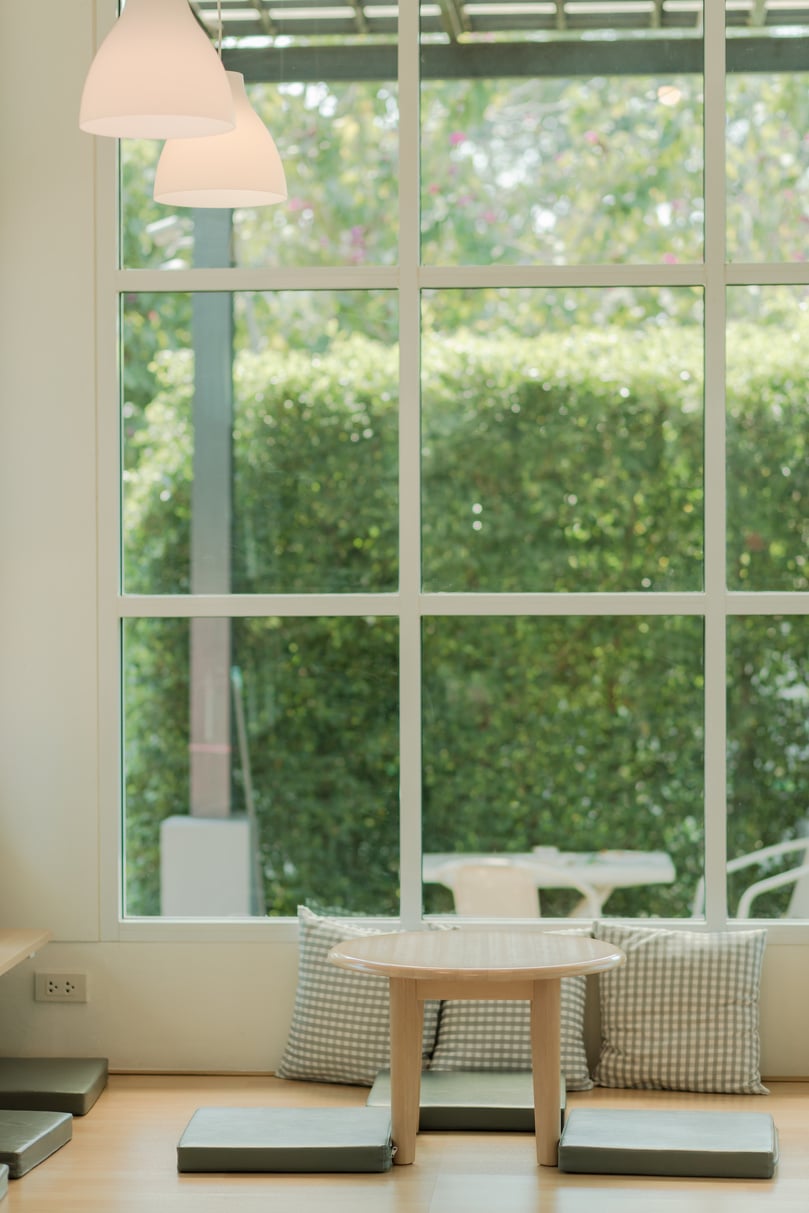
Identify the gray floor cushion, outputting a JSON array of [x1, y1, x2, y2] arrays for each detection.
[[0, 1058, 108, 1115], [558, 1108, 778, 1178], [0, 1109, 73, 1179], [177, 1106, 394, 1173], [0, 1162, 7, 1200], [367, 1068, 566, 1132]]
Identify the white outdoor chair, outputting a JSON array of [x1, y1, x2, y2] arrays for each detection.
[[448, 860, 541, 917], [692, 838, 809, 919], [445, 857, 600, 919]]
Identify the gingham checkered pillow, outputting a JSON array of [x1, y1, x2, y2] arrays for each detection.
[[428, 928, 593, 1091], [593, 922, 768, 1094], [277, 907, 440, 1087]]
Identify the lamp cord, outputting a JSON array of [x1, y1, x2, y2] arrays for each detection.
[[217, 0, 222, 59]]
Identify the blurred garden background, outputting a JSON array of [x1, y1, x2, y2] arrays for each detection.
[[118, 61, 809, 919]]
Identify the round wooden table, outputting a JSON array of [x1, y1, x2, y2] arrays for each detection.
[[328, 928, 624, 1167]]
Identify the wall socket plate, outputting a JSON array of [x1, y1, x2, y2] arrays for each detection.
[[34, 972, 88, 1003]]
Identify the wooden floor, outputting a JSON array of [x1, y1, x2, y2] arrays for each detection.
[[5, 1075, 809, 1213]]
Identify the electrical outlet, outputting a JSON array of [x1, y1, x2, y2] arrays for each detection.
[[34, 972, 88, 1003]]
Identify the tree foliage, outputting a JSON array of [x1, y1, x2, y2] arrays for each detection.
[[118, 61, 809, 918], [123, 321, 809, 918]]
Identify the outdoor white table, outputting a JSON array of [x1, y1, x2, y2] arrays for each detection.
[[328, 929, 624, 1167], [423, 849, 675, 916]]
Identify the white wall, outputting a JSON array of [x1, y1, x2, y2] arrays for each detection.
[[0, 0, 298, 1073], [1, 1, 808, 1079], [0, 1, 99, 942]]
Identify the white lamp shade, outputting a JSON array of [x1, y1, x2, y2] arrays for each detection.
[[154, 72, 287, 208], [79, 0, 235, 139]]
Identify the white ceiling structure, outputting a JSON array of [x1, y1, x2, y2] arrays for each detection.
[[188, 1, 809, 80]]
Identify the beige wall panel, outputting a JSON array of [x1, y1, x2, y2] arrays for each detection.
[[0, 3, 100, 937], [0, 940, 299, 1071]]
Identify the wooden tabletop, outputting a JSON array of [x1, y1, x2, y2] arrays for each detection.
[[0, 928, 52, 979], [328, 929, 624, 982]]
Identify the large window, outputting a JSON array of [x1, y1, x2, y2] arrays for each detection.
[[107, 1, 809, 926]]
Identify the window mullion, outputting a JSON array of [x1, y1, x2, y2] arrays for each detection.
[[96, 24, 125, 938], [702, 0, 729, 927], [397, 0, 423, 928]]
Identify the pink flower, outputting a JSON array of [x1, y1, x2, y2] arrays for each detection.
[[584, 131, 600, 145], [449, 131, 466, 146], [662, 252, 678, 264]]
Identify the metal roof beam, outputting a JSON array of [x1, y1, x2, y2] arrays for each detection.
[[347, 0, 370, 35], [249, 1, 278, 36], [751, 0, 768, 26], [201, 3, 809, 41], [225, 35, 809, 83], [437, 0, 469, 42]]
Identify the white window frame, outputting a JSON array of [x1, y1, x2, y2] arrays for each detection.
[[96, 0, 809, 941]]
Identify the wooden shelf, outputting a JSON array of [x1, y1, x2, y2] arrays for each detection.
[[0, 929, 52, 979]]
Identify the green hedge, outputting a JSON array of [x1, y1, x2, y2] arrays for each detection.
[[122, 322, 809, 917]]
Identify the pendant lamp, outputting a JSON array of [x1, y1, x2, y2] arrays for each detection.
[[154, 72, 287, 208], [79, 0, 235, 139]]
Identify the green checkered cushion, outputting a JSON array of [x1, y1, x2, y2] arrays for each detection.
[[428, 928, 593, 1091], [593, 922, 768, 1094], [277, 907, 440, 1087]]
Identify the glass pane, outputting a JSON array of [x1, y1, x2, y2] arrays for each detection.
[[420, 7, 704, 266], [123, 616, 399, 917], [121, 14, 399, 268], [727, 616, 809, 919], [122, 290, 398, 593], [422, 616, 704, 918], [726, 6, 809, 263], [421, 287, 704, 592], [727, 286, 809, 591]]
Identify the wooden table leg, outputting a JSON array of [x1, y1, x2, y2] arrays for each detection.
[[530, 978, 561, 1167], [388, 977, 424, 1165]]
